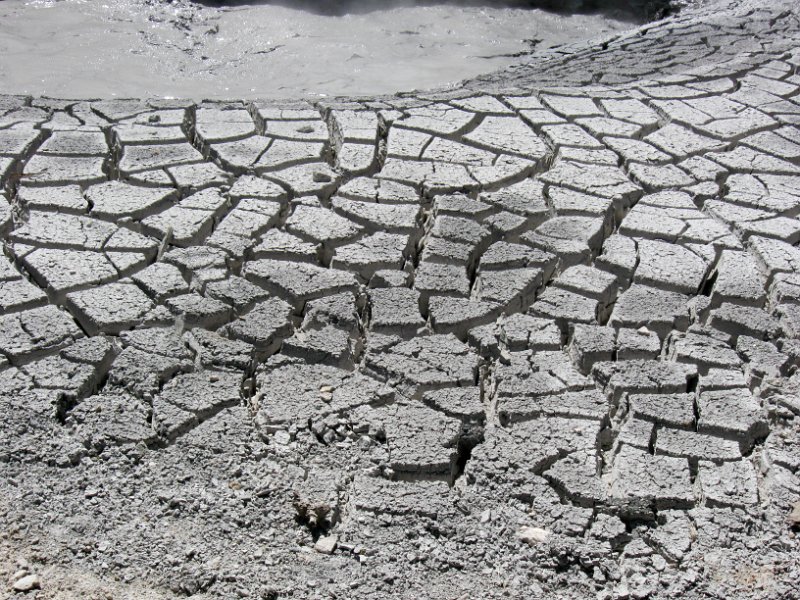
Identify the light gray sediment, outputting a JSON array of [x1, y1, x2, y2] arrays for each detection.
[[1, 0, 800, 597]]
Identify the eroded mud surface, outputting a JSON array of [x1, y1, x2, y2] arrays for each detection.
[[1, 0, 800, 598]]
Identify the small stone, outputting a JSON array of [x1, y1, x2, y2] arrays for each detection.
[[518, 526, 550, 545], [273, 430, 291, 446], [652, 554, 667, 571], [614, 582, 630, 599], [12, 574, 41, 592], [315, 535, 338, 554], [313, 170, 332, 183], [789, 501, 800, 527]]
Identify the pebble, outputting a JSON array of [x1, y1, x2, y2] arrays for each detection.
[[314, 535, 338, 555], [613, 581, 630, 599], [273, 430, 291, 445], [517, 526, 550, 545], [12, 574, 41, 592], [651, 554, 667, 572], [788, 501, 800, 526]]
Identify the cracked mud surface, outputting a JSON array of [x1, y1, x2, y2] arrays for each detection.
[[2, 0, 800, 597]]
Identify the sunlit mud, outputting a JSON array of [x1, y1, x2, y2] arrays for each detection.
[[0, 0, 637, 99]]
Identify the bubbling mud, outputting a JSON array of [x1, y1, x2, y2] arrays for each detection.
[[0, 0, 639, 99]]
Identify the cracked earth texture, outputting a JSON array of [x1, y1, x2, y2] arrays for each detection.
[[2, 0, 800, 598]]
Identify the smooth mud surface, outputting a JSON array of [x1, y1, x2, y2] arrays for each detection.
[[0, 0, 636, 99]]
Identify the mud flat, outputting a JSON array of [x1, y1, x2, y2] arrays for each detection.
[[1, 0, 800, 598]]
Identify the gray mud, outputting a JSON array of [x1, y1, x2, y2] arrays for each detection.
[[2, 0, 800, 599], [0, 0, 635, 99]]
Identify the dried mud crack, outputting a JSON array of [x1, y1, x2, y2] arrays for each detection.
[[2, 0, 800, 597]]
